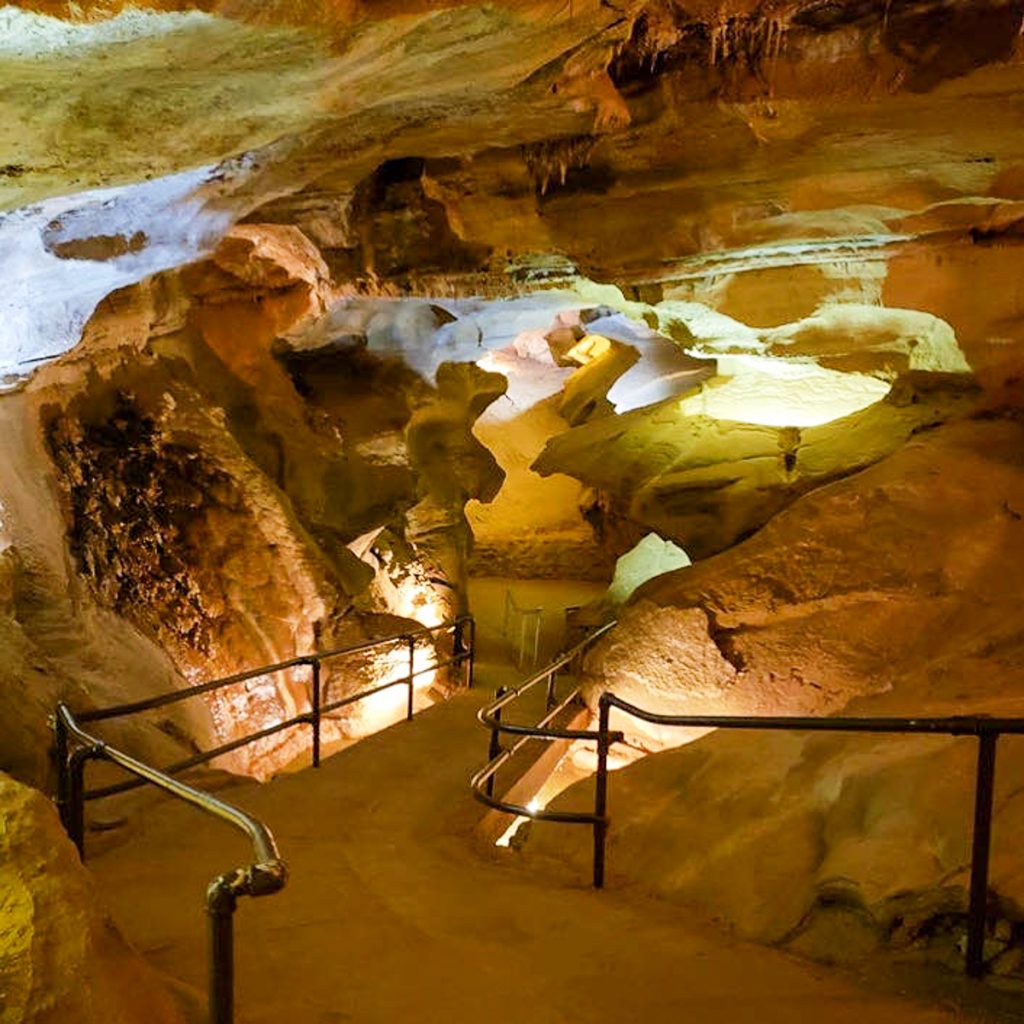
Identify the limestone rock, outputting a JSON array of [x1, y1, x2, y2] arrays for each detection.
[[0, 615, 54, 787], [7, 239, 503, 778], [535, 370, 980, 558], [188, 224, 330, 303], [532, 415, 1024, 947], [586, 415, 1024, 735], [464, 340, 615, 581], [558, 337, 639, 427], [0, 546, 18, 618], [606, 532, 691, 606], [0, 773, 185, 1024], [8, 1, 1024, 393]]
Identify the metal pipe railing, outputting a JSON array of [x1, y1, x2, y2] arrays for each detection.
[[503, 590, 543, 669], [598, 694, 1024, 980], [52, 615, 475, 1021], [74, 617, 474, 800], [78, 616, 473, 724], [471, 621, 1024, 981], [471, 622, 622, 877], [54, 704, 286, 1024]]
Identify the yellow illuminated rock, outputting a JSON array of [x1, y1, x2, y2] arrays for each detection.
[[0, 772, 185, 1024]]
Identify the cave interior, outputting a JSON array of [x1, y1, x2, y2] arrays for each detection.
[[5, 1, 1024, 1022]]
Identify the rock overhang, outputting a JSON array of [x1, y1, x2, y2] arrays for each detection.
[[2, 0, 1024, 376]]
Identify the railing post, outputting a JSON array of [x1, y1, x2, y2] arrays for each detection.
[[467, 616, 476, 689], [67, 746, 92, 861], [406, 635, 416, 722], [593, 694, 611, 890], [310, 659, 321, 769], [207, 879, 237, 1024], [454, 618, 474, 689], [53, 709, 70, 833], [545, 671, 556, 711], [486, 687, 506, 799], [966, 729, 999, 978]]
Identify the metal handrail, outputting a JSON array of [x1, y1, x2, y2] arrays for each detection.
[[71, 616, 475, 799], [596, 695, 1024, 979], [55, 704, 285, 1024], [503, 589, 544, 669], [53, 614, 476, 1023], [79, 617, 474, 723], [471, 622, 620, 852], [473, 643, 1024, 981], [477, 620, 617, 739]]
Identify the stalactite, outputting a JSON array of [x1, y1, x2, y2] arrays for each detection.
[[708, 9, 790, 91], [521, 136, 597, 195]]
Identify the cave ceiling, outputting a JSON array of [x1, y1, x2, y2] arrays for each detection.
[[3, 0, 1024, 374]]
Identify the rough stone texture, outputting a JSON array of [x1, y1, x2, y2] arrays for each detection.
[[0, 387, 221, 791], [466, 342, 616, 581], [584, 414, 1024, 742], [0, 225, 504, 782], [0, 772, 186, 1024], [535, 369, 981, 559], [531, 414, 1024, 959], [6, 2, 1024, 388], [4, 0, 1024, 985], [0, 549, 55, 786]]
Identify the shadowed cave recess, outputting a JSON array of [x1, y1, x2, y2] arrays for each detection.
[[6, 0, 1024, 1021]]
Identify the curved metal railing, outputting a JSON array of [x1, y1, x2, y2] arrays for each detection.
[[55, 704, 285, 1024], [54, 615, 474, 1022], [474, 641, 1024, 980], [470, 621, 620, 870]]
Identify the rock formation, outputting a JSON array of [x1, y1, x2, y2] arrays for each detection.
[[2, 224, 508, 782], [0, 772, 186, 1024], [527, 412, 1024, 966], [5, 0, 1024, 1008]]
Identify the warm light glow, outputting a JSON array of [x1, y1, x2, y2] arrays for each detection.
[[476, 352, 507, 376], [677, 354, 889, 427], [564, 334, 612, 366], [494, 796, 545, 847], [494, 815, 530, 847], [343, 640, 440, 736], [354, 677, 408, 731], [765, 304, 971, 374], [391, 579, 446, 630]]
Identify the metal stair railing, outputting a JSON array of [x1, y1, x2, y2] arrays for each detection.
[[470, 621, 620, 868], [55, 703, 285, 1024], [60, 615, 475, 803], [502, 589, 543, 669], [471, 622, 1024, 980]]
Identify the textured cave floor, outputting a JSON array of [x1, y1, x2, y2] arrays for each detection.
[[84, 637, 987, 1024]]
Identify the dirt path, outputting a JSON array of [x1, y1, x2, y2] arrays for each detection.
[[86, 676, 959, 1024]]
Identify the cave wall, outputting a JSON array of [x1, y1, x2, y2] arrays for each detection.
[[531, 412, 1024, 967], [0, 771, 186, 1024], [1, 224, 506, 783]]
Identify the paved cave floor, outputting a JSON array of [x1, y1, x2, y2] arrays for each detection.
[[84, 657, 991, 1024]]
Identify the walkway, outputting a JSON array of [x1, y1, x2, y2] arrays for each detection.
[[87, 682, 958, 1024]]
